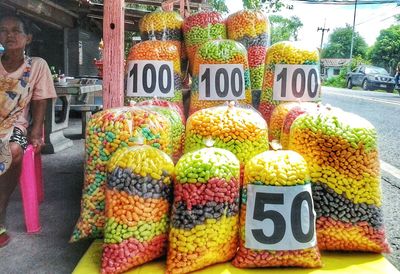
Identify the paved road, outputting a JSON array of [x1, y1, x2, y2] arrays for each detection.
[[322, 86, 400, 269]]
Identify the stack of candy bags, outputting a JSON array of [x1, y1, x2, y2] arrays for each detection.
[[70, 6, 391, 274]]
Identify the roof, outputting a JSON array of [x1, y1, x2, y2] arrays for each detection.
[[0, 0, 208, 32], [321, 58, 351, 68]]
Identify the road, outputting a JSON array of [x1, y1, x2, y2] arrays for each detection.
[[322, 87, 400, 269]]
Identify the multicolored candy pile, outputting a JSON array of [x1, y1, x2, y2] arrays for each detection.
[[269, 102, 298, 141], [289, 108, 390, 252], [126, 41, 183, 112], [260, 41, 320, 123], [227, 10, 270, 94], [185, 103, 268, 166], [183, 11, 226, 73], [102, 146, 174, 274], [139, 10, 185, 59], [280, 102, 317, 149], [71, 107, 172, 242], [136, 103, 185, 163], [166, 148, 240, 273], [189, 40, 252, 115], [233, 150, 322, 268]]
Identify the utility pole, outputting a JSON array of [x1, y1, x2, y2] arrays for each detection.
[[349, 0, 358, 60], [317, 19, 329, 49]]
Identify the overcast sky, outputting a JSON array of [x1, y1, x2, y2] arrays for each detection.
[[228, 1, 399, 48]]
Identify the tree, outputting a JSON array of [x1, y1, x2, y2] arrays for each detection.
[[269, 15, 303, 45], [321, 24, 368, 59], [242, 0, 286, 12], [369, 24, 400, 74], [208, 0, 229, 13]]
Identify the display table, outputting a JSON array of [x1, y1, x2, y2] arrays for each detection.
[[43, 84, 102, 154], [73, 240, 399, 274]]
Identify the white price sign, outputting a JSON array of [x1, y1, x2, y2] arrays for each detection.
[[273, 64, 321, 101], [199, 64, 245, 101], [127, 60, 174, 98], [245, 184, 316, 251]]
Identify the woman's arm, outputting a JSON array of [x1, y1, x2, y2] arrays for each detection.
[[29, 99, 47, 152]]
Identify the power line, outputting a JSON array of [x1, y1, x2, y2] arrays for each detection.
[[292, 0, 399, 5]]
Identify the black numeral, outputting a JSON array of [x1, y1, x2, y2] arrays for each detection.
[[276, 67, 319, 99], [129, 63, 173, 95], [252, 193, 286, 245], [200, 67, 244, 99]]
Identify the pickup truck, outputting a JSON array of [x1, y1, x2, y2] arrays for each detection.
[[346, 65, 395, 93]]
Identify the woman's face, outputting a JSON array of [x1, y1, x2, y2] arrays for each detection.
[[0, 17, 31, 52]]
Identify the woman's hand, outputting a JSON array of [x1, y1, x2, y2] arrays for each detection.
[[28, 128, 44, 153], [30, 99, 47, 153]]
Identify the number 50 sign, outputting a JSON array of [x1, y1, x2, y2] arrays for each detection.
[[245, 184, 316, 250], [273, 64, 321, 101]]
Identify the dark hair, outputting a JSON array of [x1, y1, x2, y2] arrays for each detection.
[[0, 13, 32, 35]]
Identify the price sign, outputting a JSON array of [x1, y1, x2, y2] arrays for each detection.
[[273, 64, 321, 101], [199, 64, 245, 101], [245, 184, 316, 250], [127, 60, 174, 98]]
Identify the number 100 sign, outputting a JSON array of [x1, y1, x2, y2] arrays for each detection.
[[273, 64, 321, 101], [199, 64, 245, 101], [245, 184, 316, 251], [127, 60, 174, 98]]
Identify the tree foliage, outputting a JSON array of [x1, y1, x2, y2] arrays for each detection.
[[369, 24, 400, 74], [269, 15, 303, 45], [207, 0, 229, 13], [322, 24, 368, 59], [242, 0, 286, 12]]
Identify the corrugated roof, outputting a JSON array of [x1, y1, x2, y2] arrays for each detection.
[[321, 58, 351, 67]]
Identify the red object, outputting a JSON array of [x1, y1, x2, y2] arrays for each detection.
[[19, 144, 43, 233], [94, 59, 103, 78], [0, 232, 10, 247]]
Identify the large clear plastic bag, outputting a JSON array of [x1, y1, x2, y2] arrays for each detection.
[[183, 11, 227, 73], [259, 41, 320, 124], [166, 148, 240, 273], [189, 40, 252, 115], [139, 10, 186, 60], [227, 10, 270, 93], [139, 10, 183, 42], [126, 41, 183, 113], [233, 150, 322, 268], [185, 103, 268, 165], [289, 107, 390, 252], [280, 102, 318, 149], [269, 102, 318, 142], [101, 146, 174, 274], [135, 101, 185, 163], [71, 107, 172, 242]]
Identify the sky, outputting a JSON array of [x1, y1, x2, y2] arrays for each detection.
[[227, 0, 400, 49]]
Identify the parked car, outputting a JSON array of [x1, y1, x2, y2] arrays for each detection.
[[346, 65, 395, 92]]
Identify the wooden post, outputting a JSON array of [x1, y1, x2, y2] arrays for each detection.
[[103, 0, 125, 109]]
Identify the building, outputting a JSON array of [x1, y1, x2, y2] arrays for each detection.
[[321, 58, 351, 79]]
